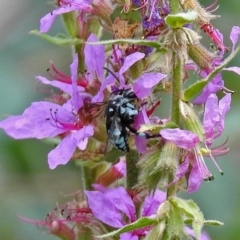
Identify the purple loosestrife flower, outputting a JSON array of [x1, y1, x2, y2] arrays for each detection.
[[85, 186, 166, 239], [40, 0, 93, 33], [0, 34, 107, 169], [0, 54, 94, 169], [192, 26, 240, 104], [169, 94, 231, 192]]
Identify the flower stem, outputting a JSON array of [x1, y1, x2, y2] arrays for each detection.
[[171, 54, 182, 125], [126, 150, 139, 189], [81, 166, 93, 190], [167, 54, 182, 198], [169, 0, 180, 14]]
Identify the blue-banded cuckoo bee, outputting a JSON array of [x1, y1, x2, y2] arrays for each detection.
[[79, 69, 160, 152]]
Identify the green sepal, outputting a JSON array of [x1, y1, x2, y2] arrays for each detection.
[[86, 39, 164, 51], [203, 220, 224, 226], [182, 44, 240, 101], [62, 12, 78, 37], [30, 30, 83, 46], [137, 149, 161, 189], [182, 80, 208, 102], [96, 216, 157, 238], [169, 197, 204, 240], [165, 11, 198, 29], [110, 6, 142, 22]]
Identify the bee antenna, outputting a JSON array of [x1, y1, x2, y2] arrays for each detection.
[[103, 67, 120, 83]]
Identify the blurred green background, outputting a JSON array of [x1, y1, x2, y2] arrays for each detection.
[[0, 0, 239, 239]]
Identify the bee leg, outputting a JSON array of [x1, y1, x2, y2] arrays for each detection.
[[127, 125, 160, 139]]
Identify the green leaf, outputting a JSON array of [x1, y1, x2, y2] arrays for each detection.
[[204, 220, 224, 226], [182, 80, 208, 102], [165, 11, 198, 28], [182, 44, 240, 101], [97, 216, 157, 238], [169, 197, 204, 240], [86, 39, 163, 50], [167, 205, 185, 239], [30, 30, 83, 46]]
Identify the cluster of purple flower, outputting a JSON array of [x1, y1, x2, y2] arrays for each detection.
[[1, 0, 240, 239]]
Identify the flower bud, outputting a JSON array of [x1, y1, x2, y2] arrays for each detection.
[[188, 43, 216, 69], [179, 100, 205, 141]]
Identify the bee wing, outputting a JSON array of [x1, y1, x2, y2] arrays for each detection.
[[79, 101, 108, 123], [104, 113, 122, 153], [87, 101, 108, 119]]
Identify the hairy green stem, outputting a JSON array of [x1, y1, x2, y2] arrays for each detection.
[[171, 54, 182, 125], [75, 44, 85, 73], [81, 166, 93, 190], [167, 54, 182, 198], [169, 0, 180, 14], [126, 150, 139, 189]]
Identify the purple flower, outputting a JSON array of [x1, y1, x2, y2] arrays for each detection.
[[40, 0, 92, 33], [0, 55, 94, 169], [203, 93, 231, 145], [160, 128, 199, 149], [85, 186, 166, 239], [193, 26, 240, 104], [133, 72, 166, 98], [169, 94, 231, 192]]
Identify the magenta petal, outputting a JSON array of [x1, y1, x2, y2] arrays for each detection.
[[48, 125, 94, 169], [0, 102, 73, 139], [71, 54, 83, 111], [119, 52, 145, 75], [40, 6, 76, 33], [133, 72, 166, 98], [48, 134, 77, 169], [187, 161, 203, 193], [85, 190, 124, 228], [120, 233, 137, 240], [92, 74, 115, 102], [40, 3, 92, 33], [0, 116, 31, 139], [76, 125, 94, 150], [160, 128, 199, 149], [224, 66, 240, 75], [85, 34, 105, 81], [230, 26, 240, 51], [142, 190, 166, 217], [36, 76, 84, 93], [105, 187, 136, 221], [203, 94, 220, 138], [218, 94, 231, 135]]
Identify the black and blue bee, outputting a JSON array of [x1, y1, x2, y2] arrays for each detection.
[[104, 88, 160, 152], [80, 69, 160, 152]]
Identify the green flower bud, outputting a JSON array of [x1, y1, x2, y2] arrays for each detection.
[[188, 43, 216, 69], [179, 100, 205, 141]]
